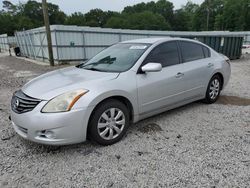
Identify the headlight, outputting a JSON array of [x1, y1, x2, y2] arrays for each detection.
[[41, 89, 88, 113]]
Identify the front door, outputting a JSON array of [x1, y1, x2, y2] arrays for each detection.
[[136, 41, 186, 114]]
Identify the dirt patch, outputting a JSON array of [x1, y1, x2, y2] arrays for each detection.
[[138, 123, 163, 133], [217, 95, 250, 106]]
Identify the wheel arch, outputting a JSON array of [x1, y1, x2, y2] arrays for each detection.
[[93, 95, 134, 122], [86, 94, 136, 137]]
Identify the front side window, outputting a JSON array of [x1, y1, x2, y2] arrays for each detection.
[[179, 41, 205, 62], [78, 43, 150, 72], [143, 41, 180, 67]]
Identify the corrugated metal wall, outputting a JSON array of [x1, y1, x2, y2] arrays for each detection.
[[240, 32, 250, 45], [15, 25, 247, 63], [8, 36, 17, 46], [0, 34, 17, 51], [0, 34, 9, 51], [243, 34, 250, 45], [229, 32, 250, 45]]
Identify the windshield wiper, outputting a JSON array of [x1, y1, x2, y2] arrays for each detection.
[[81, 56, 116, 68], [82, 61, 114, 68], [83, 67, 103, 72]]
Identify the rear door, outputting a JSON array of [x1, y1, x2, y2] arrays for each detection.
[[178, 41, 214, 98]]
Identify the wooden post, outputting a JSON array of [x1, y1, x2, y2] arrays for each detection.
[[42, 0, 54, 66]]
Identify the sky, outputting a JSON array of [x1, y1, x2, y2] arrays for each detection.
[[1, 0, 204, 15]]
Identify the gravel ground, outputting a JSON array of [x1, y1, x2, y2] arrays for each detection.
[[0, 53, 250, 188]]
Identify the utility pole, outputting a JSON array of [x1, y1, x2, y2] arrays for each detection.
[[42, 0, 54, 66]]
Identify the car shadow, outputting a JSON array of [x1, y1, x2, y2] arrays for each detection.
[[128, 101, 203, 134]]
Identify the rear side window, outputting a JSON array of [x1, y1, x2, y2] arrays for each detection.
[[144, 41, 180, 67], [203, 46, 211, 58], [179, 41, 205, 62]]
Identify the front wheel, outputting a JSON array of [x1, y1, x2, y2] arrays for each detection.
[[88, 99, 130, 146], [203, 75, 222, 104]]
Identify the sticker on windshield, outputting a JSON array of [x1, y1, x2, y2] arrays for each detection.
[[129, 45, 148, 50]]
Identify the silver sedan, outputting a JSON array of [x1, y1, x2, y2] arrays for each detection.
[[10, 38, 231, 145]]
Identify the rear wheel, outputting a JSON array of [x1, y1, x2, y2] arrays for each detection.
[[88, 99, 129, 145], [203, 74, 222, 104]]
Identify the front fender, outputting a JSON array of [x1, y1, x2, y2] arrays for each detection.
[[88, 90, 138, 116]]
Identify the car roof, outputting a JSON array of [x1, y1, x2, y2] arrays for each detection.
[[121, 37, 202, 45], [121, 37, 172, 44]]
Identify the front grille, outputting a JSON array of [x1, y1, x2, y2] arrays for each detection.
[[11, 90, 41, 114]]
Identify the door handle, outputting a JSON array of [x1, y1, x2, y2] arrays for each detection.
[[207, 63, 214, 68], [175, 72, 184, 78]]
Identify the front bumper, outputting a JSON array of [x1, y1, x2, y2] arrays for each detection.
[[11, 101, 93, 145]]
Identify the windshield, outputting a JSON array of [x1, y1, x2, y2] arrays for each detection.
[[77, 43, 150, 72]]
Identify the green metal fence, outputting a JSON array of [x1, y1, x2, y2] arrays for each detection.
[[196, 36, 243, 60]]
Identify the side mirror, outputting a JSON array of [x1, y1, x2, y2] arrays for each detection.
[[141, 63, 162, 73]]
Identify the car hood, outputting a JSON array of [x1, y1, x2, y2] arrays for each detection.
[[22, 66, 119, 100]]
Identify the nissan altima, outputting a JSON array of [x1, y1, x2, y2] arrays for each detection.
[[10, 38, 231, 145]]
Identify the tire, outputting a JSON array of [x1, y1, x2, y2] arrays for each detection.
[[203, 74, 222, 104], [88, 99, 130, 146]]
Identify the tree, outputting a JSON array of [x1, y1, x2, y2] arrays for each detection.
[[123, 2, 147, 14], [104, 16, 129, 29], [47, 3, 66, 25], [0, 13, 16, 34], [21, 0, 66, 26], [84, 9, 118, 27], [219, 0, 250, 31], [0, 0, 66, 35], [105, 11, 170, 30], [65, 12, 86, 26], [155, 0, 174, 25], [2, 0, 18, 14], [173, 1, 199, 31], [192, 0, 224, 31], [123, 0, 174, 27], [21, 0, 43, 26]]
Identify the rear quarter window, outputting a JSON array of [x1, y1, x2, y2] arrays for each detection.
[[203, 46, 211, 58]]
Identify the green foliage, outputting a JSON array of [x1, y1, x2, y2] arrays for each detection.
[[0, 0, 66, 35], [104, 16, 128, 29], [2, 0, 17, 14], [0, 0, 250, 35], [192, 0, 224, 31], [105, 11, 170, 30], [84, 9, 118, 27], [65, 12, 86, 26], [0, 13, 16, 34], [123, 0, 174, 26], [173, 2, 199, 31], [219, 0, 250, 31]]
